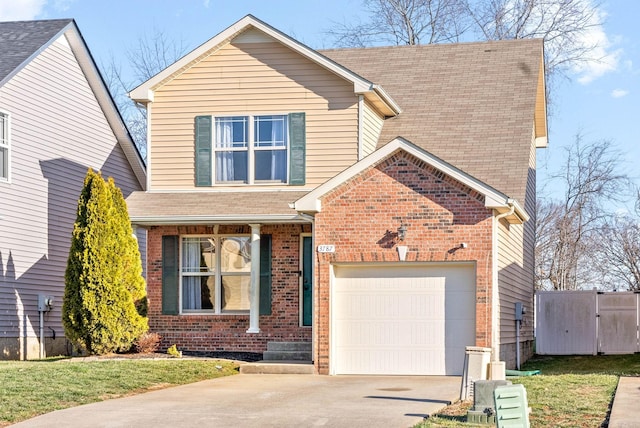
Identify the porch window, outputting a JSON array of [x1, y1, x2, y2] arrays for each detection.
[[0, 112, 9, 181], [181, 235, 251, 313]]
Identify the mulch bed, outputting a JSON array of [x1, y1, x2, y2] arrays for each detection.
[[67, 351, 263, 362]]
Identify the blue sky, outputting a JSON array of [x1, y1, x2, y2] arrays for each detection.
[[2, 0, 638, 198]]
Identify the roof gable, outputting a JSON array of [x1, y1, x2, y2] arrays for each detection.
[[0, 19, 146, 189], [321, 39, 546, 205], [129, 15, 400, 116], [294, 138, 528, 223], [0, 19, 72, 86]]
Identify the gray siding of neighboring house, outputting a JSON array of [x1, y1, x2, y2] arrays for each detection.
[[0, 34, 145, 359]]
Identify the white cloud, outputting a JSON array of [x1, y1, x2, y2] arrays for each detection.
[[611, 89, 628, 98], [203, 0, 210, 8], [0, 0, 46, 21], [53, 0, 75, 12], [572, 4, 622, 84]]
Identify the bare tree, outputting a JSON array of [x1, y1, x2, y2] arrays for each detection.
[[328, 0, 606, 85], [102, 30, 187, 160], [465, 0, 604, 79], [327, 0, 468, 47], [594, 215, 640, 290], [535, 197, 562, 289], [535, 136, 629, 290]]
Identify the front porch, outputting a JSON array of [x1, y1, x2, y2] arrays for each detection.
[[144, 223, 313, 356]]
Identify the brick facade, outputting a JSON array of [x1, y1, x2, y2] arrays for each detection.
[[313, 151, 494, 374], [146, 224, 312, 353], [145, 152, 495, 372]]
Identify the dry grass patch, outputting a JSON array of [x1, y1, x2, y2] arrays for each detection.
[[418, 354, 640, 428]]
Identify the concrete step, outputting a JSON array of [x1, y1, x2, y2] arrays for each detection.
[[240, 361, 315, 375], [266, 341, 312, 352], [263, 350, 312, 361]]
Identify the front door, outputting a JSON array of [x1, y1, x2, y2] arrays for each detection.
[[302, 236, 313, 326]]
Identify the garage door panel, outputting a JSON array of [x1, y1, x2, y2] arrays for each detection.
[[338, 349, 446, 375], [333, 264, 475, 375]]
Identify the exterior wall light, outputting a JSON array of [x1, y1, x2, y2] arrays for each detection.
[[397, 224, 407, 241]]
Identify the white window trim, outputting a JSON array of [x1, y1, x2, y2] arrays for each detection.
[[179, 233, 252, 315], [0, 110, 10, 183], [212, 113, 290, 186]]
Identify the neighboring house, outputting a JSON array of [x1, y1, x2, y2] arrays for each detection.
[[127, 15, 546, 375], [0, 19, 146, 359]]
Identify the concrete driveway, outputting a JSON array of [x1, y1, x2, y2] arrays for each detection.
[[11, 374, 461, 428]]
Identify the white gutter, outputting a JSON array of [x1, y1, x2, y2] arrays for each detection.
[[495, 201, 516, 222], [357, 95, 364, 160]]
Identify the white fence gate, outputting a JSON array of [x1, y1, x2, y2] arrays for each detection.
[[536, 291, 640, 355]]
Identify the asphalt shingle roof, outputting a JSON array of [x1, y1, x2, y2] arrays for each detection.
[[126, 191, 310, 221], [321, 38, 543, 204], [0, 19, 72, 84]]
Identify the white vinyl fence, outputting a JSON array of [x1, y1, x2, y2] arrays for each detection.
[[536, 290, 640, 355]]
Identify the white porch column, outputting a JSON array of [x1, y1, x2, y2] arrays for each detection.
[[247, 224, 261, 333]]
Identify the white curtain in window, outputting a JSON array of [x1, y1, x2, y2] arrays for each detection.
[[271, 119, 279, 179], [182, 240, 202, 309], [216, 119, 234, 182]]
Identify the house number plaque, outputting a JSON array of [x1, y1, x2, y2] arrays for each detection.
[[317, 245, 335, 253]]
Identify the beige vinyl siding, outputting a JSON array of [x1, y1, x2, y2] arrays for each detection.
[[0, 35, 144, 353], [149, 41, 359, 190], [497, 132, 537, 345], [361, 100, 384, 157]]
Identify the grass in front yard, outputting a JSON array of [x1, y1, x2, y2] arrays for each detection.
[[419, 354, 640, 428], [0, 358, 238, 426]]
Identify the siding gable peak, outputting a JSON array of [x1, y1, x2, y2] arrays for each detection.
[[129, 15, 400, 117]]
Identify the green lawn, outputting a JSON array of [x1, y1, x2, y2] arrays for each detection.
[[0, 358, 239, 426], [419, 354, 640, 428]]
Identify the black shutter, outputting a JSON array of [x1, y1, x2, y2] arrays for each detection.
[[288, 112, 306, 185], [259, 234, 272, 315], [195, 115, 212, 186], [162, 235, 179, 315]]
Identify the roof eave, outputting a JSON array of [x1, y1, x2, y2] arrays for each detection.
[[534, 44, 548, 148], [129, 214, 312, 226], [487, 198, 530, 224], [64, 22, 147, 189]]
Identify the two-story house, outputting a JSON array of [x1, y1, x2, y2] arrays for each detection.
[[127, 15, 547, 375], [0, 19, 146, 359]]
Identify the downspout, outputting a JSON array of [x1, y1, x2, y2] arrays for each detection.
[[357, 95, 364, 161], [493, 202, 516, 370], [144, 101, 152, 191]]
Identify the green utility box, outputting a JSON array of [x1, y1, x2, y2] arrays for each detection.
[[494, 384, 530, 428], [466, 379, 511, 425]]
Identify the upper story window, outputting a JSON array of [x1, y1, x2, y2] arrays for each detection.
[[195, 112, 306, 187], [214, 115, 287, 184], [0, 112, 9, 182]]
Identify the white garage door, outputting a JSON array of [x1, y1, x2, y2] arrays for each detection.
[[332, 264, 476, 375]]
